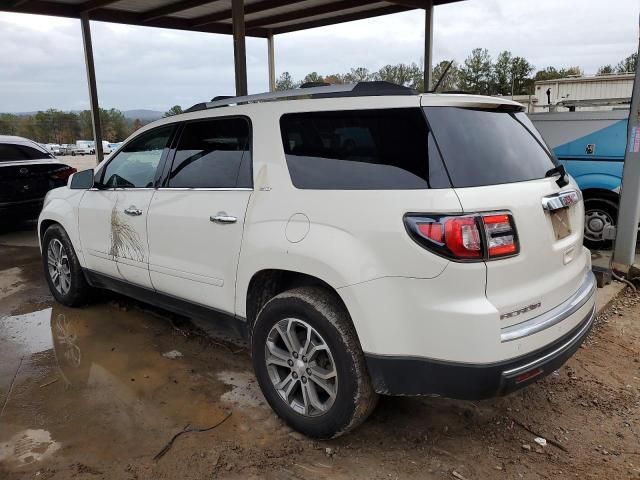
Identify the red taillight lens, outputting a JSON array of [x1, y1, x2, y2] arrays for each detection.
[[405, 212, 519, 261], [444, 216, 482, 259], [417, 222, 444, 244], [51, 166, 77, 182], [482, 213, 518, 258]]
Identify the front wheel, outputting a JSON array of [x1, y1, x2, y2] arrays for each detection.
[[251, 287, 378, 439], [584, 197, 618, 250], [42, 224, 91, 306]]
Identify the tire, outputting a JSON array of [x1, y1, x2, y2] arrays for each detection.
[[251, 286, 378, 439], [42, 224, 91, 307], [583, 197, 618, 250]]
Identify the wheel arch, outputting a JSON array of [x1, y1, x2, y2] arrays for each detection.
[[245, 269, 359, 342], [38, 205, 85, 267], [581, 188, 620, 204]]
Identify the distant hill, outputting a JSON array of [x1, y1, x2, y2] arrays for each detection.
[[4, 109, 165, 121], [123, 109, 164, 121]]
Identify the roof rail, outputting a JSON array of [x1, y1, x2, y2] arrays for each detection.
[[184, 81, 416, 113]]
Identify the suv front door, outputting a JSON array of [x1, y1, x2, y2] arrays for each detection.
[[78, 125, 175, 287], [147, 117, 252, 315]]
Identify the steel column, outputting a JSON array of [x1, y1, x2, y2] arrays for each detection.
[[80, 12, 104, 164], [232, 0, 248, 96], [612, 16, 640, 273], [267, 30, 276, 92], [423, 0, 433, 92]]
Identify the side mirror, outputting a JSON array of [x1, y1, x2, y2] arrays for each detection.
[[69, 169, 95, 189]]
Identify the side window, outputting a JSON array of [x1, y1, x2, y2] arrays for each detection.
[[168, 117, 251, 189], [0, 143, 52, 161], [101, 125, 174, 188], [280, 108, 446, 190]]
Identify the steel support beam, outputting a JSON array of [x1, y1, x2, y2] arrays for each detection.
[[612, 19, 640, 273], [232, 0, 248, 96], [80, 13, 104, 164], [267, 31, 276, 92], [423, 0, 433, 91]]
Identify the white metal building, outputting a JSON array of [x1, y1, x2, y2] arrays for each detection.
[[532, 73, 634, 112]]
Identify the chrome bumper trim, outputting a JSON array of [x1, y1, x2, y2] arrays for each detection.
[[502, 304, 595, 377], [500, 271, 597, 343]]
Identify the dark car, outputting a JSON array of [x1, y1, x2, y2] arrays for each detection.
[[0, 135, 76, 221]]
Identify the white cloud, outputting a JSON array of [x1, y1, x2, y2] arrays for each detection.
[[0, 0, 637, 112]]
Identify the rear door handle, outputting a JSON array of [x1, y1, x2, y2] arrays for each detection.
[[210, 214, 237, 224], [124, 206, 143, 216]]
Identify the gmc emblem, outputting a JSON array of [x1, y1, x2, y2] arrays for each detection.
[[500, 302, 542, 320]]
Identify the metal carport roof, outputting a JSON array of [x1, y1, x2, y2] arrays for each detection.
[[1, 0, 465, 161], [4, 0, 462, 37]]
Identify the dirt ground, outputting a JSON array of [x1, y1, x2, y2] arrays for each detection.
[[1, 224, 639, 480]]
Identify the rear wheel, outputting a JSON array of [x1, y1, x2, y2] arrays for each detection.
[[583, 197, 618, 250], [42, 224, 91, 306], [251, 287, 378, 439]]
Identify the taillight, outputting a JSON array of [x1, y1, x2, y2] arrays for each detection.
[[51, 166, 77, 182], [482, 214, 518, 258], [405, 212, 519, 262]]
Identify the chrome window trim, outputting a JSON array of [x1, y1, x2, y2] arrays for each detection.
[[500, 271, 596, 343], [156, 187, 253, 192]]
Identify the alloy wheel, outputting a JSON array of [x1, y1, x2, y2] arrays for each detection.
[[264, 318, 338, 417], [47, 238, 71, 295]]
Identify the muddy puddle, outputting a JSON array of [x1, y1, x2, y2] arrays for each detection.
[[0, 301, 285, 473]]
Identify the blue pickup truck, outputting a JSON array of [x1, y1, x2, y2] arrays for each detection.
[[530, 110, 628, 249]]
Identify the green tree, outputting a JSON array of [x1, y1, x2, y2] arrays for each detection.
[[275, 72, 296, 91], [343, 67, 373, 83], [302, 72, 324, 84], [164, 105, 183, 117], [492, 51, 513, 95], [431, 60, 460, 92], [511, 56, 534, 95], [598, 65, 614, 75], [459, 48, 492, 94], [0, 114, 20, 135], [375, 63, 422, 90], [616, 53, 638, 73]]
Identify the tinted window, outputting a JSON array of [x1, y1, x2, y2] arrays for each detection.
[[0, 143, 52, 161], [424, 107, 556, 188], [280, 108, 449, 190], [102, 125, 174, 188], [168, 118, 251, 188]]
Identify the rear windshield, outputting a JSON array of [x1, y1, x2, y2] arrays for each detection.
[[424, 107, 556, 188], [280, 108, 450, 190], [0, 143, 52, 161]]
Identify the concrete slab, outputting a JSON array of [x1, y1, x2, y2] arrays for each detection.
[[595, 280, 626, 312], [0, 223, 38, 248]]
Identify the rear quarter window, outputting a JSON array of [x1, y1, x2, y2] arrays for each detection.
[[0, 143, 52, 161], [424, 107, 556, 188], [280, 108, 450, 190]]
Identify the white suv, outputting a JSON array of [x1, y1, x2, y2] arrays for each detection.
[[39, 82, 596, 439]]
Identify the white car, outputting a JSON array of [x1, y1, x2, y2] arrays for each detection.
[[38, 82, 596, 439]]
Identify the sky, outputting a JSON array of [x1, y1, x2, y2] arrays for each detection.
[[0, 0, 638, 112]]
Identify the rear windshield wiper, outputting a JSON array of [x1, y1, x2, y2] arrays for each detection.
[[545, 165, 569, 188]]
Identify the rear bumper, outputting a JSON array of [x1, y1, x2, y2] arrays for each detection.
[[365, 301, 595, 398]]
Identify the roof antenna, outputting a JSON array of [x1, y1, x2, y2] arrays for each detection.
[[429, 60, 454, 93]]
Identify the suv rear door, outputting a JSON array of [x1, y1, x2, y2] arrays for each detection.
[[146, 117, 252, 314], [423, 103, 589, 328]]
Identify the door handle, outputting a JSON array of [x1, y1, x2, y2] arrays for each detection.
[[210, 214, 237, 224], [124, 206, 143, 216]]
